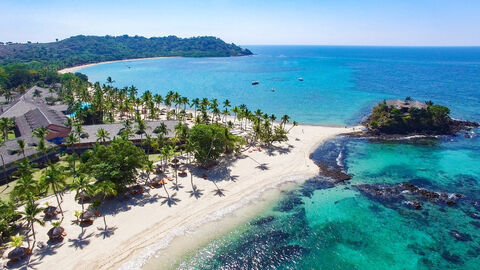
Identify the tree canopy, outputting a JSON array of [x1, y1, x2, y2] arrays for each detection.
[[187, 124, 244, 167], [80, 138, 148, 187]]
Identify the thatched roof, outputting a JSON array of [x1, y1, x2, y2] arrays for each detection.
[[43, 206, 57, 216], [80, 210, 96, 220], [47, 226, 65, 238], [386, 99, 428, 110], [76, 191, 92, 203], [8, 247, 28, 260]]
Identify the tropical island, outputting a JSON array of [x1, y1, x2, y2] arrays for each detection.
[[365, 97, 479, 136]]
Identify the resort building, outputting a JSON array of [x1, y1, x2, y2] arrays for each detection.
[[0, 86, 175, 183], [386, 99, 428, 111]]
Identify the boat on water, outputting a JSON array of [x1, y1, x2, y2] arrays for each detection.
[[252, 81, 259, 85], [271, 88, 275, 92], [298, 77, 304, 81]]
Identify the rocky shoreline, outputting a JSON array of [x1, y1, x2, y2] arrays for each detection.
[[354, 182, 463, 210], [358, 119, 479, 139]]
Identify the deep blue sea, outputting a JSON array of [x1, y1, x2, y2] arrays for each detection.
[[79, 46, 480, 269]]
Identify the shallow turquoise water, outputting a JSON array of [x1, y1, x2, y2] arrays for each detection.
[[79, 46, 480, 269], [176, 135, 480, 269]]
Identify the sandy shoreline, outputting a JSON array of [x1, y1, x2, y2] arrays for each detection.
[[57, 56, 180, 74], [1, 124, 359, 270]]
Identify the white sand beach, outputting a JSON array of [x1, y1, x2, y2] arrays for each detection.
[[1, 124, 359, 270], [57, 56, 179, 74]]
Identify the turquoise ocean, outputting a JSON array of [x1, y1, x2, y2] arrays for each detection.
[[79, 46, 480, 269]]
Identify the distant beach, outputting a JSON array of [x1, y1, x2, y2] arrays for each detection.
[[57, 56, 180, 74]]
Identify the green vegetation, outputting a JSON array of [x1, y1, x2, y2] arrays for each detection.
[[80, 138, 148, 187], [187, 124, 243, 167], [0, 200, 17, 241], [0, 35, 252, 68], [0, 62, 62, 91], [366, 99, 453, 134]]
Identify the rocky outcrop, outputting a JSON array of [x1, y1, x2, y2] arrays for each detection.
[[354, 182, 463, 210]]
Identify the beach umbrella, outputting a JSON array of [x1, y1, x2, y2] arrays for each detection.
[[43, 206, 58, 217], [7, 247, 28, 261], [172, 157, 180, 163], [80, 210, 96, 220], [76, 190, 92, 203], [47, 226, 65, 240]]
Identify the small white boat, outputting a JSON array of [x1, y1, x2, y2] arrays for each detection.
[[298, 77, 304, 81], [271, 88, 275, 92], [252, 81, 259, 85]]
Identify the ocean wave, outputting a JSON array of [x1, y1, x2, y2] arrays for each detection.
[[117, 173, 311, 270]]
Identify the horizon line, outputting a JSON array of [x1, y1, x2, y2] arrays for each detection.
[[241, 44, 480, 48]]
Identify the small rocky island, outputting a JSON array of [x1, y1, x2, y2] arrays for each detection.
[[364, 97, 479, 136]]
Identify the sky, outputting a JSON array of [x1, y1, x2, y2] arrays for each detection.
[[1, 0, 480, 46]]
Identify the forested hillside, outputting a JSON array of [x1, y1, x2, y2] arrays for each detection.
[[0, 35, 252, 68]]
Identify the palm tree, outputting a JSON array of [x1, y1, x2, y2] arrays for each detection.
[[37, 136, 49, 164], [106, 76, 115, 86], [40, 163, 66, 219], [155, 122, 169, 137], [11, 174, 39, 205], [161, 144, 175, 172], [33, 89, 42, 100], [190, 98, 200, 118], [288, 121, 299, 132], [143, 160, 154, 185], [0, 117, 15, 142], [96, 128, 110, 143], [135, 118, 148, 140], [72, 123, 84, 140], [33, 127, 48, 141], [281, 114, 290, 128], [153, 94, 163, 109], [19, 202, 44, 249], [17, 139, 26, 159], [94, 181, 117, 229], [70, 175, 92, 220]]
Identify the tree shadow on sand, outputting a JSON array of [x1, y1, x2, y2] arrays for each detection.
[[212, 182, 226, 197], [6, 255, 41, 270], [33, 242, 65, 262], [265, 144, 292, 156], [255, 163, 269, 170], [170, 183, 184, 191], [187, 186, 204, 199], [68, 231, 94, 250], [96, 226, 118, 239], [160, 193, 181, 207]]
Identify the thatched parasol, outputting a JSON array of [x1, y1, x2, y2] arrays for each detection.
[[80, 210, 96, 220], [7, 247, 28, 261], [170, 163, 180, 169], [47, 226, 65, 240], [130, 184, 144, 195], [43, 206, 57, 217], [76, 191, 92, 203], [172, 157, 180, 163]]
